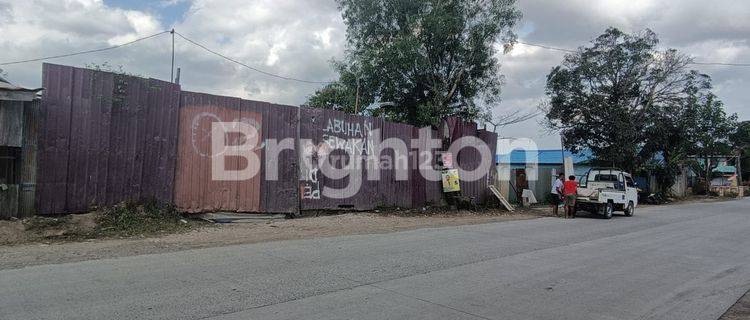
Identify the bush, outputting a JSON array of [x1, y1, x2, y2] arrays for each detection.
[[97, 199, 190, 237]]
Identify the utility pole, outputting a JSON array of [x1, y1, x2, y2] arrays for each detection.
[[737, 154, 743, 188], [559, 133, 566, 174], [170, 28, 175, 83]]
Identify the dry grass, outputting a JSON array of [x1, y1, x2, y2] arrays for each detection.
[[0, 200, 204, 246]]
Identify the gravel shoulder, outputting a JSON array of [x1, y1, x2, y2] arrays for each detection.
[[0, 209, 541, 270], [720, 290, 750, 320], [0, 195, 737, 270]]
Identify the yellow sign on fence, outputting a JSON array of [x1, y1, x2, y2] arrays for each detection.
[[442, 169, 461, 193]]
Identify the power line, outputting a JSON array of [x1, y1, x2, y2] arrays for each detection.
[[173, 31, 333, 84], [1, 27, 745, 78], [0, 31, 171, 66], [516, 41, 576, 53], [689, 61, 750, 67], [514, 40, 750, 67]]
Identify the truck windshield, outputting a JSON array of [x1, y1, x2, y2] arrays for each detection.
[[594, 174, 618, 182]]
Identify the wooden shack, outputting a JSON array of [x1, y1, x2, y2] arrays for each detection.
[[0, 76, 41, 219]]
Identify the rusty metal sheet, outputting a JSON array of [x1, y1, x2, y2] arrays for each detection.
[[19, 100, 41, 217], [0, 184, 19, 219], [174, 91, 263, 213], [0, 100, 23, 147]]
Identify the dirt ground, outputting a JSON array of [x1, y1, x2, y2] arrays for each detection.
[[0, 208, 544, 270], [720, 290, 750, 320], [0, 195, 736, 270]]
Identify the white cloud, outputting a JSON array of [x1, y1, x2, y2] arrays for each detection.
[[496, 0, 750, 147], [0, 0, 747, 149], [171, 0, 344, 104]]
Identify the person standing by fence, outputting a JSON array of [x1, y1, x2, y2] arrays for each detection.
[[563, 175, 578, 219], [551, 173, 564, 217]]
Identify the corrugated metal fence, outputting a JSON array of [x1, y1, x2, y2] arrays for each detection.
[[36, 64, 180, 214], [35, 64, 497, 215], [173, 91, 299, 213]]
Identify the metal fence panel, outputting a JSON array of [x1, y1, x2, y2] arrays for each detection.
[[258, 102, 299, 213], [174, 91, 261, 212], [36, 64, 180, 214], [299, 107, 377, 210], [36, 64, 497, 214]]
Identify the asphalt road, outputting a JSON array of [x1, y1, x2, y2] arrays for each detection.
[[2, 199, 749, 320]]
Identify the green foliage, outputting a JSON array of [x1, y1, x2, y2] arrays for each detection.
[[732, 121, 750, 181], [85, 62, 140, 77], [307, 0, 521, 127], [97, 199, 190, 237], [733, 121, 750, 152], [544, 27, 738, 193]]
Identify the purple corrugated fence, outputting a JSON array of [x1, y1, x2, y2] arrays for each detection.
[[35, 64, 497, 215], [36, 64, 180, 214]]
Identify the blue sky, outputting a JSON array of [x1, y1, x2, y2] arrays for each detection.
[[104, 0, 190, 27]]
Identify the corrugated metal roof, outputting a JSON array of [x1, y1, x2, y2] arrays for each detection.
[[713, 165, 736, 174], [0, 77, 42, 92], [496, 149, 593, 165]]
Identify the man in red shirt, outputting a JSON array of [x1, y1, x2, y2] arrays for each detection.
[[563, 175, 578, 219]]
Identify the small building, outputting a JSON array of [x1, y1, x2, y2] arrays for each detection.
[[495, 149, 593, 203], [711, 164, 737, 187], [0, 76, 41, 219]]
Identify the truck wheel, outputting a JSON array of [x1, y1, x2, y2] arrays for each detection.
[[624, 201, 635, 217], [602, 202, 614, 219]]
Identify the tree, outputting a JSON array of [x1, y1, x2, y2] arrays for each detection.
[[307, 0, 522, 127], [732, 121, 750, 151], [543, 28, 739, 194], [735, 121, 750, 183], [641, 71, 736, 192], [545, 28, 736, 192], [687, 94, 737, 186], [545, 28, 687, 171]]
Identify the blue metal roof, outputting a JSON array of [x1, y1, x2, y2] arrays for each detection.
[[713, 165, 736, 174], [496, 149, 593, 165]]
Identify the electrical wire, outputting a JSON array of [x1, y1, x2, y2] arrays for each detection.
[[0, 28, 746, 73], [688, 61, 750, 67], [0, 30, 171, 66], [516, 41, 577, 53], [173, 31, 333, 84]]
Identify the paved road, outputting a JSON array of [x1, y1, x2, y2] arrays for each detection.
[[2, 199, 749, 320]]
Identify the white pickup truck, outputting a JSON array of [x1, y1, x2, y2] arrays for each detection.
[[575, 168, 638, 219]]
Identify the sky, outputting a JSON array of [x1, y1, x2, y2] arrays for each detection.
[[0, 0, 748, 148]]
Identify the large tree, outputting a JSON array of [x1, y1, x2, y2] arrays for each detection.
[[734, 121, 750, 182], [307, 0, 521, 127], [544, 28, 739, 193]]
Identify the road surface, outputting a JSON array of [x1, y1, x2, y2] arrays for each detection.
[[2, 199, 749, 320]]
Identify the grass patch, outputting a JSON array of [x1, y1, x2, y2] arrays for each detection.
[[24, 216, 72, 231], [95, 199, 194, 237], [5, 200, 203, 244]]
